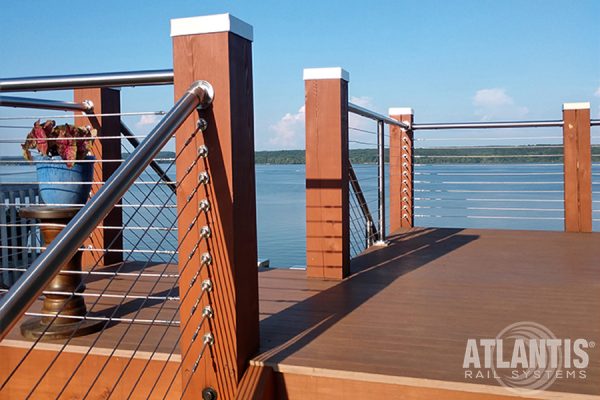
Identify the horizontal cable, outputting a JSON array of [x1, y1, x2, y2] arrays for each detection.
[[414, 172, 563, 176], [2, 181, 176, 185], [0, 203, 176, 209], [415, 197, 565, 203], [0, 111, 165, 120], [415, 145, 564, 150], [414, 154, 564, 159], [414, 205, 562, 212], [0, 267, 179, 278], [0, 245, 177, 255], [412, 120, 563, 130], [414, 180, 563, 185], [349, 126, 378, 135], [415, 214, 564, 220], [349, 140, 377, 146], [414, 189, 563, 193], [23, 312, 179, 326], [0, 288, 179, 302], [415, 136, 563, 141], [0, 223, 176, 231]]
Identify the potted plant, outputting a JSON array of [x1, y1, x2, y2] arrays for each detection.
[[21, 120, 97, 205]]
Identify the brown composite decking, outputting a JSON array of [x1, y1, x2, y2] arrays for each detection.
[[1, 227, 599, 399], [254, 228, 600, 398]]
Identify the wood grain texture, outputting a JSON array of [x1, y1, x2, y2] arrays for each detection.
[[389, 113, 414, 231], [0, 343, 181, 399], [305, 78, 350, 280], [74, 88, 123, 267], [173, 31, 258, 399], [3, 229, 598, 398], [256, 228, 600, 398], [563, 107, 592, 232]]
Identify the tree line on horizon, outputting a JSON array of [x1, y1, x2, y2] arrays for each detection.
[[2, 146, 599, 165]]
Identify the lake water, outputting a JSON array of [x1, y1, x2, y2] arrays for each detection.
[[2, 163, 598, 267]]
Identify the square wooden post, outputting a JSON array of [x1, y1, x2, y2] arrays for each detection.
[[171, 14, 258, 399], [304, 67, 350, 280], [563, 102, 592, 232], [389, 108, 414, 232], [74, 88, 123, 267]]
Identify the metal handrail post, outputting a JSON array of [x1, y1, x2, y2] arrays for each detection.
[[0, 80, 213, 340], [376, 119, 386, 244]]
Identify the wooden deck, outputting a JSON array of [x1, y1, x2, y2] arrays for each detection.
[[1, 227, 599, 399], [253, 228, 600, 399]]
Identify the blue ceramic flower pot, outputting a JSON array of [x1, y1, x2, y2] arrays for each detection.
[[35, 155, 94, 205]]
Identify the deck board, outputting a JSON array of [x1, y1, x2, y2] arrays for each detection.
[[254, 228, 600, 398], [1, 227, 599, 398]]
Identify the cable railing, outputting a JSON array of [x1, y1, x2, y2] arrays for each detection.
[[347, 104, 393, 256], [0, 77, 217, 398], [345, 104, 599, 258], [410, 118, 598, 232]]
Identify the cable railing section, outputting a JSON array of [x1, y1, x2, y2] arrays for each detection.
[[346, 103, 399, 256], [0, 80, 216, 398], [408, 109, 597, 232]]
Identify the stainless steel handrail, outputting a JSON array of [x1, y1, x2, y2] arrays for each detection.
[[411, 120, 564, 130], [0, 80, 213, 340], [592, 119, 600, 127], [0, 69, 174, 92], [348, 102, 410, 130], [0, 95, 93, 112]]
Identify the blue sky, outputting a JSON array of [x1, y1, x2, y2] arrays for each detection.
[[0, 0, 598, 153]]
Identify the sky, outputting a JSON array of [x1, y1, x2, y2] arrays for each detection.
[[0, 0, 599, 155]]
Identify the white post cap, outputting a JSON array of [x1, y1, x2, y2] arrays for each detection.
[[303, 67, 349, 82], [563, 102, 590, 110], [388, 107, 414, 116], [170, 13, 253, 41]]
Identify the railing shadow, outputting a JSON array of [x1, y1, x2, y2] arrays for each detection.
[[255, 227, 479, 364]]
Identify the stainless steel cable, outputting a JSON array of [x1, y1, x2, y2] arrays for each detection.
[[2, 124, 199, 395], [26, 127, 204, 399], [0, 111, 166, 120]]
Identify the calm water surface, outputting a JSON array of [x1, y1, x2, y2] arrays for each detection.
[[2, 163, 599, 267]]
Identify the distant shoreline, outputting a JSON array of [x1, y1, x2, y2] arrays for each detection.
[[2, 146, 599, 165]]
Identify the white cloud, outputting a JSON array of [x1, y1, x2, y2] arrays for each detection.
[[473, 88, 528, 121], [267, 95, 377, 149], [136, 114, 159, 128], [594, 87, 600, 97], [268, 105, 305, 148]]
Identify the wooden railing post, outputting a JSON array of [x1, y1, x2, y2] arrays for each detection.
[[563, 102, 592, 232], [74, 88, 123, 266], [304, 67, 350, 280], [389, 108, 414, 232], [171, 14, 258, 399]]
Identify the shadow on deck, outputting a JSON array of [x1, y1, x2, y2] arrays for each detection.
[[2, 228, 599, 399], [252, 227, 600, 399]]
